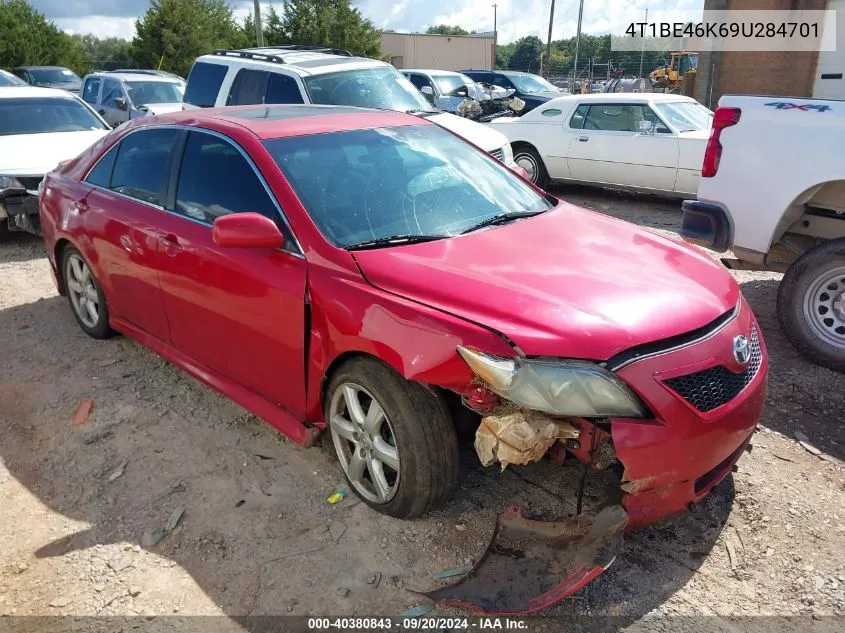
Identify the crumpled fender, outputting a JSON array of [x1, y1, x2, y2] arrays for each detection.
[[425, 504, 627, 615]]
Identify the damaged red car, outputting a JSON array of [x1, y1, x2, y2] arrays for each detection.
[[39, 105, 767, 614]]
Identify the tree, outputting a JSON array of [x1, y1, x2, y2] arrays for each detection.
[[507, 36, 543, 73], [72, 34, 134, 71], [0, 0, 87, 74], [132, 0, 245, 77], [426, 24, 469, 36], [263, 0, 381, 58]]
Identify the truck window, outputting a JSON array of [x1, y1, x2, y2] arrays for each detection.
[[227, 69, 269, 106], [265, 74, 304, 104], [184, 61, 228, 108]]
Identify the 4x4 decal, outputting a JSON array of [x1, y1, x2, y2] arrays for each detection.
[[765, 102, 831, 112]]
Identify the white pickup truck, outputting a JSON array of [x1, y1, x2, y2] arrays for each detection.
[[681, 95, 845, 373]]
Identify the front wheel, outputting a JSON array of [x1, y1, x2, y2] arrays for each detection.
[[777, 240, 845, 372], [325, 358, 459, 518], [512, 145, 549, 189]]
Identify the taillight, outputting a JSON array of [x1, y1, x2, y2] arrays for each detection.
[[702, 107, 741, 178]]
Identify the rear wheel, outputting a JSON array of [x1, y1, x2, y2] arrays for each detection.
[[325, 358, 459, 518], [61, 245, 114, 339], [778, 239, 845, 372], [512, 144, 549, 189]]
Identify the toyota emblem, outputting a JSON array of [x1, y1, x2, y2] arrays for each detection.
[[733, 334, 751, 365]]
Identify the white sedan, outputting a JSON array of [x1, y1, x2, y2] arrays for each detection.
[[490, 93, 714, 197], [0, 86, 110, 236]]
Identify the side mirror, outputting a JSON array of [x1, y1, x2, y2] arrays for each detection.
[[212, 213, 285, 249], [420, 85, 434, 96], [115, 97, 128, 111], [638, 120, 655, 134]]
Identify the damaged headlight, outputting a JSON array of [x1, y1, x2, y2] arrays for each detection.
[[457, 346, 649, 418], [0, 175, 24, 190]]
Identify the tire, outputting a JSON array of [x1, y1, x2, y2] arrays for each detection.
[[325, 357, 459, 518], [777, 239, 845, 373], [61, 245, 114, 339], [512, 144, 549, 189], [0, 219, 8, 239]]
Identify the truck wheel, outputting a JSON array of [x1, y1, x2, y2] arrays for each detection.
[[512, 144, 549, 189], [778, 240, 845, 372], [325, 357, 459, 519]]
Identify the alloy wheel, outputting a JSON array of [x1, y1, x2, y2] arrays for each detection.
[[329, 383, 400, 504], [66, 253, 100, 329]]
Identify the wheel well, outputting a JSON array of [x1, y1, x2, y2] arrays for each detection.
[[772, 179, 845, 246], [319, 351, 392, 411], [511, 141, 537, 155], [53, 238, 71, 293]]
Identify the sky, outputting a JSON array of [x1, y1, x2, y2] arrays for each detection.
[[31, 0, 705, 44]]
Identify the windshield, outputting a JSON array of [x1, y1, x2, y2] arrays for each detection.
[[509, 73, 558, 94], [28, 68, 81, 85], [126, 81, 184, 105], [654, 101, 713, 132], [263, 124, 553, 248], [0, 71, 25, 86], [0, 97, 108, 136], [431, 74, 470, 97], [304, 67, 437, 113]]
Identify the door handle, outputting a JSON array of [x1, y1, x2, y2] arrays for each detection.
[[578, 136, 589, 142], [73, 199, 89, 213], [159, 232, 182, 256], [160, 233, 179, 245]]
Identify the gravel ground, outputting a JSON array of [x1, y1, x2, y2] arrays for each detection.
[[0, 185, 843, 632]]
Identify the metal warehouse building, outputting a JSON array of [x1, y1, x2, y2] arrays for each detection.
[[381, 32, 495, 71], [696, 0, 844, 107]]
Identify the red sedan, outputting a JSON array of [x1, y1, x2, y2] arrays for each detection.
[[39, 105, 767, 612]]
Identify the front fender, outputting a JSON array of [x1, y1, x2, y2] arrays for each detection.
[[305, 266, 515, 423]]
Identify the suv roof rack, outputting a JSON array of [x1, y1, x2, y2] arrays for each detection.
[[211, 45, 354, 65]]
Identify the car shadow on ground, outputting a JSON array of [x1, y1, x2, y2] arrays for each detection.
[[0, 295, 731, 626], [549, 185, 685, 232], [0, 233, 46, 264], [739, 278, 845, 461]]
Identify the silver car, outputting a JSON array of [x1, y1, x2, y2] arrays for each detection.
[[79, 71, 185, 127]]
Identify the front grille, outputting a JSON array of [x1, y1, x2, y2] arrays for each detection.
[[16, 176, 43, 190], [665, 326, 762, 413], [489, 147, 504, 162]]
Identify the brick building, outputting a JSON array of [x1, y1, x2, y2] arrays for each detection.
[[695, 0, 844, 107]]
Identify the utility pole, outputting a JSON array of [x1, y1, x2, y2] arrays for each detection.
[[492, 3, 498, 70], [254, 0, 265, 48], [573, 0, 584, 86], [544, 0, 556, 78], [638, 6, 648, 78]]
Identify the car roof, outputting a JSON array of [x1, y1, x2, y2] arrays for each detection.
[[135, 104, 428, 140], [197, 48, 385, 77], [13, 65, 69, 71], [87, 71, 181, 83], [0, 86, 82, 99], [402, 69, 465, 77], [545, 92, 698, 104]]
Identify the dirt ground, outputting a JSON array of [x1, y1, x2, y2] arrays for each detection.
[[1, 186, 843, 631]]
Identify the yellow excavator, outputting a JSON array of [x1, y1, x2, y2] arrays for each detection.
[[649, 52, 698, 95]]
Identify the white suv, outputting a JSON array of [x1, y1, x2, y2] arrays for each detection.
[[183, 46, 515, 166]]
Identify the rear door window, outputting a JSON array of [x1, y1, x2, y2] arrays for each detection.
[[184, 61, 228, 108], [81, 78, 101, 105], [227, 69, 269, 106], [265, 73, 304, 104], [109, 128, 179, 206]]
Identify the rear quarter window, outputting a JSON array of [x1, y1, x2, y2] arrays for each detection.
[[184, 61, 228, 108]]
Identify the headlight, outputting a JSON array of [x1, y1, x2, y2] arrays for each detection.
[[457, 346, 649, 418], [0, 175, 24, 190]]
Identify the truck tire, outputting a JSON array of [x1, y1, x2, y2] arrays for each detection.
[[325, 357, 459, 518], [777, 239, 845, 373]]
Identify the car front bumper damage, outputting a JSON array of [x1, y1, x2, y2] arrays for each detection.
[[0, 188, 41, 235], [430, 303, 767, 615]]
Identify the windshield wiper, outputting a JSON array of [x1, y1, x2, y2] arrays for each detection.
[[346, 234, 447, 250], [460, 210, 547, 235], [404, 109, 438, 117]]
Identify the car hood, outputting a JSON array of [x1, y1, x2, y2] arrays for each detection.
[[42, 81, 81, 93], [427, 112, 509, 153], [0, 130, 108, 175], [137, 102, 183, 116], [353, 203, 739, 360]]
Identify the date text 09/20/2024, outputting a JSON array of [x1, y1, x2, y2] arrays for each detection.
[[307, 617, 528, 629]]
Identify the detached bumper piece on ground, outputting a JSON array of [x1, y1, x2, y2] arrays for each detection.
[[427, 505, 628, 615]]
